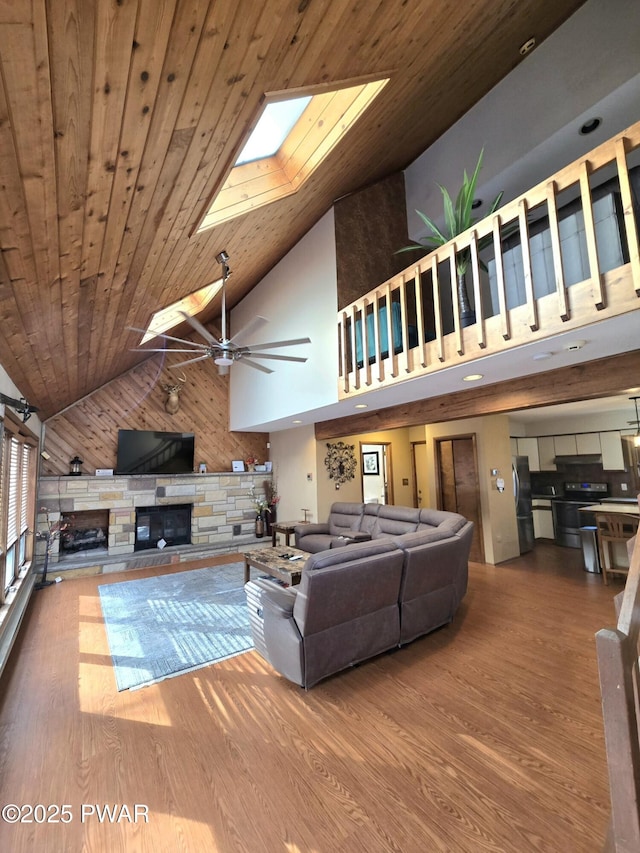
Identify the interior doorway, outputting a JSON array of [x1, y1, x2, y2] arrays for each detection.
[[411, 440, 428, 508], [435, 435, 484, 562], [360, 442, 393, 505]]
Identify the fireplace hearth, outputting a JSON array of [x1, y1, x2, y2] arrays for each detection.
[[135, 503, 192, 551]]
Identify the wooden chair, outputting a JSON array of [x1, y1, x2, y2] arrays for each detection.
[[596, 535, 640, 851], [595, 513, 640, 585]]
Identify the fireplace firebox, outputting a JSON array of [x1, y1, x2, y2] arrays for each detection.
[[135, 504, 192, 551], [60, 509, 109, 556]]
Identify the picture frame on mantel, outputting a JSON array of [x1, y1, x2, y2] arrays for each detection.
[[362, 451, 379, 475], [231, 460, 245, 472]]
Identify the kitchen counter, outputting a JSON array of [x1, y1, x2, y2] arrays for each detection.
[[579, 502, 640, 516]]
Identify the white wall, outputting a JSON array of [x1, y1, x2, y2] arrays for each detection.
[[404, 0, 640, 242], [269, 424, 319, 523], [229, 210, 338, 431]]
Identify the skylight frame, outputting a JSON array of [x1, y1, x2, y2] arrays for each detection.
[[196, 76, 390, 233], [139, 279, 223, 344]]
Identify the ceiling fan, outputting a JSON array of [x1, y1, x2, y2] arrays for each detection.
[[129, 251, 311, 375]]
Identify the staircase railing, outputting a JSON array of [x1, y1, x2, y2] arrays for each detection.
[[337, 120, 640, 398]]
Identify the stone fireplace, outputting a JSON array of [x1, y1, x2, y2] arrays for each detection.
[[37, 471, 273, 572], [135, 503, 192, 552]]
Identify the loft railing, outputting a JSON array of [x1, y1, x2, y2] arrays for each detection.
[[337, 120, 640, 398]]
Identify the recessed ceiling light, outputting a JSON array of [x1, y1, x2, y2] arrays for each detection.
[[532, 352, 553, 361], [292, 419, 302, 424], [564, 340, 587, 352], [519, 37, 536, 56], [579, 117, 602, 135], [463, 373, 483, 382], [355, 403, 368, 409]]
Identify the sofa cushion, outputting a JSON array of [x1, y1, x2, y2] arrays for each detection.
[[371, 504, 420, 538], [389, 528, 452, 548], [417, 508, 467, 534], [305, 538, 398, 570], [327, 502, 365, 535]]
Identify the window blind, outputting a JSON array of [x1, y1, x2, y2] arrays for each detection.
[[20, 443, 31, 533], [7, 437, 20, 547]]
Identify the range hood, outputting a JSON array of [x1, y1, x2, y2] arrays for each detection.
[[553, 454, 602, 465]]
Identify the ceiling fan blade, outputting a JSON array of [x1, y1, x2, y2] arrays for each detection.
[[129, 348, 206, 353], [178, 311, 219, 345], [228, 315, 268, 344], [236, 355, 274, 374], [243, 337, 312, 350], [169, 353, 213, 367], [126, 326, 210, 349], [246, 352, 308, 363]]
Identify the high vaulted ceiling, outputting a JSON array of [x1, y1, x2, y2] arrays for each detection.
[[0, 0, 586, 420]]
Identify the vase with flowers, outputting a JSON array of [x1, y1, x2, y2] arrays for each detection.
[[248, 485, 270, 538], [265, 481, 280, 536], [246, 455, 257, 472]]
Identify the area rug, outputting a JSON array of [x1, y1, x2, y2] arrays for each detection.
[[98, 563, 252, 691]]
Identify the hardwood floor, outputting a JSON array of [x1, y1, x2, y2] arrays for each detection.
[[0, 543, 617, 852]]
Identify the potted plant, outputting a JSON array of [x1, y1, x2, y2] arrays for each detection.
[[398, 149, 503, 327]]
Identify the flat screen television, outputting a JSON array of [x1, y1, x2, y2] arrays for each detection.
[[116, 430, 195, 475]]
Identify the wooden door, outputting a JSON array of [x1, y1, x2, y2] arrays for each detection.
[[436, 436, 484, 563]]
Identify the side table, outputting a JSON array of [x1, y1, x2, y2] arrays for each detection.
[[271, 520, 307, 547]]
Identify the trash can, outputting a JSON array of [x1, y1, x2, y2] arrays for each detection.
[[579, 526, 601, 573]]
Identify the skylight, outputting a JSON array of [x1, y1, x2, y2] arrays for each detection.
[[235, 96, 312, 165], [197, 77, 389, 232], [140, 280, 223, 344]]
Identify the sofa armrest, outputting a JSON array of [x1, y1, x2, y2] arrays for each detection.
[[295, 523, 329, 537], [261, 585, 297, 618]]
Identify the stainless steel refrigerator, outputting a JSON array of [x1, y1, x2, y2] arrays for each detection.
[[512, 456, 534, 554]]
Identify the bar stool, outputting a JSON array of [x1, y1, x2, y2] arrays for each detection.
[[595, 513, 640, 585]]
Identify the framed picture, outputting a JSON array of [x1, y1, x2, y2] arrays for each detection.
[[362, 451, 379, 475], [231, 460, 245, 472]]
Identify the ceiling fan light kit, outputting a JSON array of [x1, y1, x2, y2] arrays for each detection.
[[128, 251, 310, 376]]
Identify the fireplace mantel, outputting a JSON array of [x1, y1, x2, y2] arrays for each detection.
[[37, 471, 273, 565]]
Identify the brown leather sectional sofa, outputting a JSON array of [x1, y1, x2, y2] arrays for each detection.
[[245, 502, 474, 688]]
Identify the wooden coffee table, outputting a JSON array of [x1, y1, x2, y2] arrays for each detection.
[[243, 545, 308, 586]]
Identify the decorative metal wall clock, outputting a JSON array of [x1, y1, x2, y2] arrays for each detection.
[[324, 441, 357, 489]]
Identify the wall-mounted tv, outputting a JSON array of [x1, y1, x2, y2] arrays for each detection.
[[116, 430, 195, 475]]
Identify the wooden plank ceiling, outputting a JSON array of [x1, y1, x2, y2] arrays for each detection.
[[0, 0, 586, 419]]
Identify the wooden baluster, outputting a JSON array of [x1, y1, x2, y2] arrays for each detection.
[[578, 159, 605, 310], [615, 136, 640, 297], [469, 230, 486, 349], [492, 213, 510, 341], [546, 180, 569, 322], [432, 255, 444, 362], [518, 198, 539, 331], [414, 264, 428, 368]]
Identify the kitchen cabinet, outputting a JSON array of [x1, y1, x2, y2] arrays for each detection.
[[538, 436, 556, 471], [576, 432, 601, 454], [554, 434, 578, 456], [532, 499, 554, 539], [515, 438, 540, 471], [600, 431, 625, 470]]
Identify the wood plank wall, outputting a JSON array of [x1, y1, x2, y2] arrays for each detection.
[[41, 354, 267, 477]]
